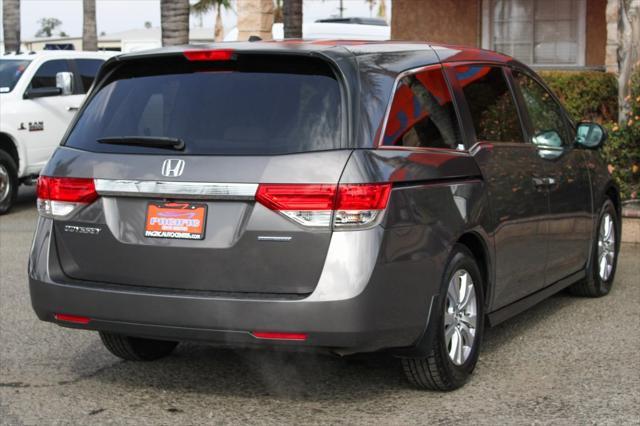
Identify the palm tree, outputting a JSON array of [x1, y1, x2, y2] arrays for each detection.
[[283, 0, 302, 39], [161, 0, 190, 46], [274, 0, 283, 23], [2, 0, 20, 52], [378, 0, 387, 21], [365, 0, 375, 17], [191, 0, 232, 42], [82, 0, 98, 51]]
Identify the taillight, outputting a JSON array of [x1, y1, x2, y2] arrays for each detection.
[[251, 331, 308, 341], [255, 183, 391, 229], [334, 184, 391, 227], [54, 314, 91, 324], [37, 176, 98, 218], [183, 49, 235, 61]]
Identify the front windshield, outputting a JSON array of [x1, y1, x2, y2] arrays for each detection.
[[0, 59, 31, 93]]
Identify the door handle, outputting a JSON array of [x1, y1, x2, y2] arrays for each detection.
[[532, 177, 557, 187], [66, 106, 79, 111], [532, 177, 546, 187]]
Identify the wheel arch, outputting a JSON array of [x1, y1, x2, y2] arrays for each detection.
[[604, 183, 621, 218], [393, 229, 492, 359], [455, 231, 492, 311], [0, 132, 21, 174]]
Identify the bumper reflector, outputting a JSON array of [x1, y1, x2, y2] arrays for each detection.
[[54, 314, 91, 324], [251, 331, 308, 341]]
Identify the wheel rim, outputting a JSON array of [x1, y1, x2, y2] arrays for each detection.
[[0, 164, 10, 203], [444, 269, 477, 366], [597, 213, 616, 282]]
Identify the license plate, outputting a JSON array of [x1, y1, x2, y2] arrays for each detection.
[[144, 202, 207, 240]]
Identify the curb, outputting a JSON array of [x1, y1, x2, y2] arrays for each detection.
[[622, 217, 640, 244]]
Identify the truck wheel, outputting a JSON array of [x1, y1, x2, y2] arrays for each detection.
[[0, 151, 19, 215], [99, 332, 178, 361], [401, 244, 485, 391]]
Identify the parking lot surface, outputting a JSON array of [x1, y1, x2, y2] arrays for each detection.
[[1, 188, 639, 425]]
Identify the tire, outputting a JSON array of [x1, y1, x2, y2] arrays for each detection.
[[99, 332, 178, 361], [569, 199, 619, 297], [402, 244, 485, 391], [0, 150, 19, 215]]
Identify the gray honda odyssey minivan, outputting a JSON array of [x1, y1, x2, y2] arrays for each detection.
[[29, 41, 620, 390]]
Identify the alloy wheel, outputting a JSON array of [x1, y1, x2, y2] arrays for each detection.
[[444, 269, 478, 366], [597, 213, 616, 282]]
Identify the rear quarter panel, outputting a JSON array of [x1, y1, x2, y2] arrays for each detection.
[[341, 149, 494, 312]]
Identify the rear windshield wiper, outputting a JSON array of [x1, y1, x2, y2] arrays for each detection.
[[97, 136, 185, 151]]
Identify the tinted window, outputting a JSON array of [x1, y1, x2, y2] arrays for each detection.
[[383, 67, 461, 149], [75, 59, 104, 93], [455, 66, 523, 143], [0, 59, 31, 93], [30, 59, 71, 89], [513, 70, 573, 147], [65, 56, 342, 155]]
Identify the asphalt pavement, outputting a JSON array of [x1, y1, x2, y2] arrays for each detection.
[[1, 187, 639, 425]]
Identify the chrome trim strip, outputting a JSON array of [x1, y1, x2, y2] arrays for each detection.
[[94, 179, 258, 200]]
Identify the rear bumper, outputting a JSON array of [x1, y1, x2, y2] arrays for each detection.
[[29, 218, 440, 354], [30, 278, 428, 354]]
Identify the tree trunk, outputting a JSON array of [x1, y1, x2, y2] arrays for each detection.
[[214, 7, 224, 42], [237, 0, 274, 41], [82, 0, 98, 51], [618, 0, 640, 124], [283, 0, 303, 39], [161, 0, 189, 46], [2, 0, 20, 53]]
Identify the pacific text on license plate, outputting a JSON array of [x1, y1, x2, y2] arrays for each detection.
[[144, 202, 207, 240]]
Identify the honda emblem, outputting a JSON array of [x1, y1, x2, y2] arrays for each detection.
[[161, 159, 185, 177]]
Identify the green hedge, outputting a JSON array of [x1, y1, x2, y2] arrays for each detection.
[[539, 70, 618, 123], [603, 66, 640, 201], [540, 69, 638, 201]]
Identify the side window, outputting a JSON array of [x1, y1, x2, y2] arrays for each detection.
[[454, 65, 523, 143], [382, 67, 462, 149], [512, 70, 573, 147], [74, 59, 104, 93], [29, 60, 71, 89]]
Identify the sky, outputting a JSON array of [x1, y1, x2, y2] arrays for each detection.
[[0, 0, 392, 39]]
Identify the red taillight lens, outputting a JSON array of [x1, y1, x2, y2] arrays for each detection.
[[54, 314, 91, 324], [183, 49, 235, 61], [336, 183, 391, 210], [251, 331, 308, 341], [255, 183, 392, 229], [256, 184, 337, 211], [37, 176, 98, 203]]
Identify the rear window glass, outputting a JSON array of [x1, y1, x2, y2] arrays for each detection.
[[454, 65, 523, 143], [64, 55, 343, 155], [74, 59, 104, 93], [382, 66, 461, 149]]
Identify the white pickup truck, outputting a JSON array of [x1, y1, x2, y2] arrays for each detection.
[[0, 50, 114, 213]]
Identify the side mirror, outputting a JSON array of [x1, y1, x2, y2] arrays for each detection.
[[575, 122, 607, 149], [56, 71, 74, 95], [23, 86, 62, 99]]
